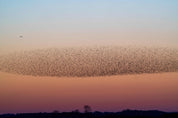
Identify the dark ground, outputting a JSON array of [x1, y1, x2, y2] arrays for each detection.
[[1, 110, 178, 118]]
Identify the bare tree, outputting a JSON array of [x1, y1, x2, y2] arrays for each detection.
[[52, 110, 59, 113], [72, 109, 80, 113], [84, 105, 92, 113]]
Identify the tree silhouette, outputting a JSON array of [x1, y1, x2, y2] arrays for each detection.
[[52, 110, 59, 113], [72, 109, 80, 113], [84, 105, 92, 113]]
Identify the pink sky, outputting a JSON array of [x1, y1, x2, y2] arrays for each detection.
[[0, 72, 178, 113]]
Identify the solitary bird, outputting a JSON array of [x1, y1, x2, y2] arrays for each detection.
[[19, 35, 23, 38]]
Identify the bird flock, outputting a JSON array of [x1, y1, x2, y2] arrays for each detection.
[[0, 46, 177, 77]]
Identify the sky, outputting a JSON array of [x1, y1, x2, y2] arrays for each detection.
[[0, 0, 178, 113], [0, 0, 178, 53], [0, 71, 178, 113]]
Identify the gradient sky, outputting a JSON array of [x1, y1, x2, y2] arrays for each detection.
[[0, 1, 178, 114], [0, 71, 178, 113], [0, 0, 178, 53]]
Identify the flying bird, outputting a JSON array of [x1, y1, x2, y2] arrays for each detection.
[[19, 35, 23, 38]]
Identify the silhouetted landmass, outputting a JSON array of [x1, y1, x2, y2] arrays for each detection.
[[0, 46, 177, 77], [0, 110, 178, 118]]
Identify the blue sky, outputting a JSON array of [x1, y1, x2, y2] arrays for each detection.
[[0, 0, 178, 53]]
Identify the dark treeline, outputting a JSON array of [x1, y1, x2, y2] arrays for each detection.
[[0, 110, 178, 118]]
